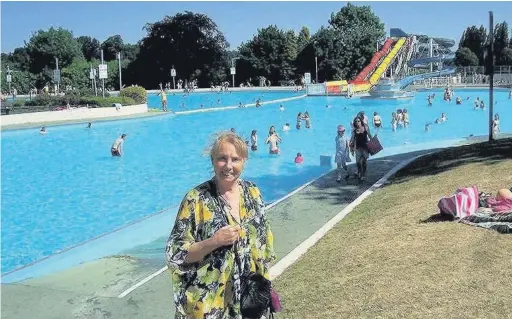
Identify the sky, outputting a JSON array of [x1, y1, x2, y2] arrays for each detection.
[[1, 1, 512, 54]]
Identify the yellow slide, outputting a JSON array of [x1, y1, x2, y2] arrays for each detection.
[[350, 37, 407, 93]]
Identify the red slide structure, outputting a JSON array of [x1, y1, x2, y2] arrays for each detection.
[[349, 38, 394, 85]]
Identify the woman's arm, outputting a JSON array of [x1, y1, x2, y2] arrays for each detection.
[[166, 194, 240, 266]]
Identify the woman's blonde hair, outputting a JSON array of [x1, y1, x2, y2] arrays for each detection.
[[205, 131, 249, 161]]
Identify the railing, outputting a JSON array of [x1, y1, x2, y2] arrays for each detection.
[[306, 83, 327, 96]]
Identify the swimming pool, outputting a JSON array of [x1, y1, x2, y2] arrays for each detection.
[[1, 88, 510, 277]]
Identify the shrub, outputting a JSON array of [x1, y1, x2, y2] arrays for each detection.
[[24, 95, 136, 108], [120, 86, 147, 104], [78, 96, 136, 108]]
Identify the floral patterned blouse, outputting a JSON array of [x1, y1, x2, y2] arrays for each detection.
[[166, 179, 276, 319]]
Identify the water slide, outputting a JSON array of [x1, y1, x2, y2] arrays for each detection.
[[326, 38, 396, 94], [408, 53, 455, 67], [394, 37, 416, 75], [350, 37, 407, 93], [351, 38, 394, 83], [397, 67, 456, 89], [324, 37, 406, 95]]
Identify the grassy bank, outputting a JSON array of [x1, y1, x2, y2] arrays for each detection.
[[274, 139, 512, 318]]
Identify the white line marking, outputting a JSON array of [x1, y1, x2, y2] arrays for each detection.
[[117, 266, 168, 298], [173, 95, 306, 115], [117, 153, 429, 298]]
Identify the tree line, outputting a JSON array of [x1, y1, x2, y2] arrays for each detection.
[[455, 22, 512, 67], [2, 3, 511, 94]]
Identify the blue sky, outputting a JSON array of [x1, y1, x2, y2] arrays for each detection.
[[1, 1, 511, 53]]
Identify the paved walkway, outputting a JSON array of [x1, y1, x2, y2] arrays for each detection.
[[1, 150, 434, 319]]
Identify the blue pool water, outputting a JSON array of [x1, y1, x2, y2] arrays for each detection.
[[2, 88, 511, 275], [147, 90, 304, 111]]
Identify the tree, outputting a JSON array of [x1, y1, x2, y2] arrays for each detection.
[[237, 25, 298, 85], [26, 27, 83, 74], [77, 36, 101, 61], [493, 22, 509, 65], [101, 35, 124, 61], [121, 44, 139, 61], [125, 11, 229, 88], [454, 47, 479, 66], [459, 25, 487, 65], [499, 47, 512, 65], [1, 60, 38, 94], [60, 59, 92, 90], [324, 3, 386, 80], [297, 26, 311, 52]]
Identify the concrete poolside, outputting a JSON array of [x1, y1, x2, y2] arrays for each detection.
[[1, 149, 438, 319]]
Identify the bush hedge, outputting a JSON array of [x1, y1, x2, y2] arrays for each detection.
[[120, 86, 147, 104], [24, 95, 136, 108]]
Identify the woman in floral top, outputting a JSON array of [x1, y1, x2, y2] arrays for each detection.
[[166, 131, 276, 319]]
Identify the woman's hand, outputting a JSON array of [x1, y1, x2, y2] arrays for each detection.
[[213, 225, 241, 247]]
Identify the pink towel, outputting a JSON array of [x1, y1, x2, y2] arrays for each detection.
[[438, 185, 479, 218]]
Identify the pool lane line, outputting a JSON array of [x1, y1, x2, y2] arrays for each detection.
[[172, 94, 307, 115], [117, 153, 430, 298]]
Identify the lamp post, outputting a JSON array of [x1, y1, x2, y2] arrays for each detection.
[[231, 57, 240, 88], [117, 52, 123, 91], [488, 11, 495, 142], [315, 56, 318, 83]]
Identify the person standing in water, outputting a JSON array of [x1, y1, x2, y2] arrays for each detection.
[[158, 89, 168, 112], [335, 125, 350, 182], [304, 111, 311, 128], [372, 112, 382, 129], [250, 130, 258, 151], [111, 134, 127, 157]]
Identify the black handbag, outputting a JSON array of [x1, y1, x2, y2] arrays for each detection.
[[234, 249, 272, 319]]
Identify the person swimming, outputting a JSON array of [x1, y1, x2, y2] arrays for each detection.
[[425, 124, 430, 131], [279, 105, 284, 111], [294, 152, 303, 164], [40, 126, 47, 135], [86, 122, 91, 129], [282, 123, 291, 131], [456, 97, 462, 105], [111, 134, 127, 157]]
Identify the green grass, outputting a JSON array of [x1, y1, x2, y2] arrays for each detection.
[[273, 139, 512, 319]]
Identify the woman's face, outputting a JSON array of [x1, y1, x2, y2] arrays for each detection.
[[269, 126, 275, 134], [212, 142, 245, 184], [354, 118, 362, 127]]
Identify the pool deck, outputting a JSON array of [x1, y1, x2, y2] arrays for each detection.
[[1, 148, 439, 319], [1, 108, 165, 131]]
